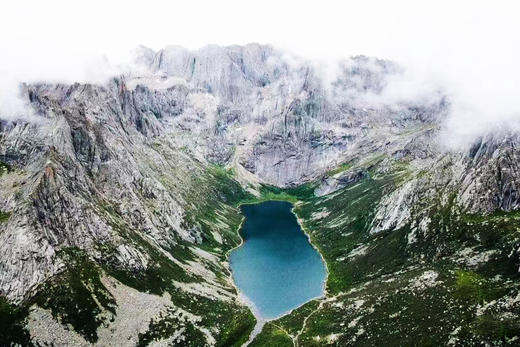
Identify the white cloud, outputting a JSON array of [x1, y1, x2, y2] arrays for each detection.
[[0, 0, 519, 147]]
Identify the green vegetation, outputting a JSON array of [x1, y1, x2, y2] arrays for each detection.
[[276, 300, 320, 335], [0, 160, 11, 176], [137, 308, 207, 347], [104, 232, 195, 295], [0, 211, 10, 223], [134, 288, 255, 346], [294, 174, 397, 293], [238, 183, 317, 206], [180, 164, 252, 251], [102, 163, 257, 346], [3, 154, 520, 346], [475, 313, 520, 342], [33, 248, 116, 343], [0, 159, 257, 347], [216, 309, 256, 347], [0, 296, 30, 346], [327, 162, 352, 176], [0, 248, 119, 345], [254, 158, 520, 346], [249, 323, 293, 347], [453, 270, 487, 303], [239, 189, 299, 205]]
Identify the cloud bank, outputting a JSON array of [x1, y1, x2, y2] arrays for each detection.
[[1, 0, 519, 148]]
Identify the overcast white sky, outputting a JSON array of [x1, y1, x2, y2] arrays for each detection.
[[1, 0, 520, 146], [3, 0, 517, 62]]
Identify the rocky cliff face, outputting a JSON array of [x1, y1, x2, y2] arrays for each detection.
[[1, 44, 519, 346]]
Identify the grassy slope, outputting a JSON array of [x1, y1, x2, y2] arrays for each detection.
[[252, 161, 520, 346], [0, 164, 256, 347], [3, 153, 520, 346], [107, 165, 258, 347]]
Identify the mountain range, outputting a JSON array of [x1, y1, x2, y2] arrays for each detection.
[[1, 43, 519, 346]]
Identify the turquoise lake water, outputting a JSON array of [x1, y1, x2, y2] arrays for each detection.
[[229, 201, 326, 319]]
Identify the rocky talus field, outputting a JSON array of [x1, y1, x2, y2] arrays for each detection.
[[0, 44, 519, 346]]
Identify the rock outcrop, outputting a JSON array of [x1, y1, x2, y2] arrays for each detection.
[[1, 44, 519, 346]]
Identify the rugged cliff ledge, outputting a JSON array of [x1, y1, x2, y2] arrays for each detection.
[[1, 44, 519, 346]]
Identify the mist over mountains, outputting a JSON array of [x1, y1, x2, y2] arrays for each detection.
[[2, 42, 519, 151], [1, 42, 519, 345], [1, 2, 520, 345]]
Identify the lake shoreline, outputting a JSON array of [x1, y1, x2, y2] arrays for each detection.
[[227, 200, 329, 346], [291, 202, 330, 299]]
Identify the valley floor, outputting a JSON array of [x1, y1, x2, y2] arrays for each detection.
[[248, 170, 520, 346]]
